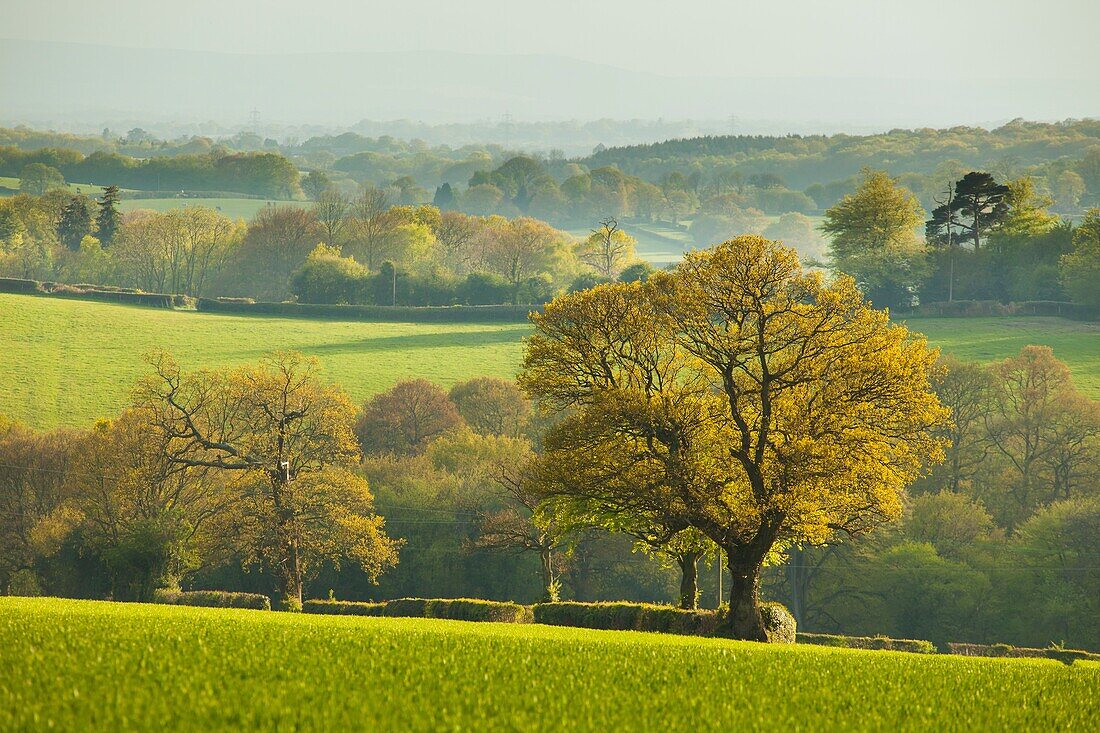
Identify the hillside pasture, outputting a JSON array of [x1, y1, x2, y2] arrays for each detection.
[[0, 293, 525, 429], [1, 597, 1096, 731], [2, 292, 1099, 429]]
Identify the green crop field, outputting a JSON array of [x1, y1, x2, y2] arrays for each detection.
[[117, 197, 310, 220], [0, 597, 1095, 731], [2, 292, 1099, 429], [0, 293, 526, 429]]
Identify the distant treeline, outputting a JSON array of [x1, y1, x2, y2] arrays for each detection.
[[0, 146, 300, 198]]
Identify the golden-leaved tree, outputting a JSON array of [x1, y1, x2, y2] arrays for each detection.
[[520, 235, 947, 640], [136, 350, 400, 610]]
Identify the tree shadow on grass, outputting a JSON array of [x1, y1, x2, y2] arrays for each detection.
[[283, 326, 530, 357]]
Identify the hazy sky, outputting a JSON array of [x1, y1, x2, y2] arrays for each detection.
[[3, 0, 1097, 80]]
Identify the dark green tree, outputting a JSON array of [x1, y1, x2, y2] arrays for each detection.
[[57, 196, 92, 251], [95, 185, 121, 246], [302, 170, 333, 201], [433, 183, 456, 210], [928, 172, 1009, 252]]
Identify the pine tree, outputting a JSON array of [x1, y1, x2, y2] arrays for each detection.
[[57, 196, 92, 251], [928, 172, 1009, 252], [95, 185, 121, 245]]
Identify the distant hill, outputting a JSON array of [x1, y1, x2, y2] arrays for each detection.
[[2, 39, 1098, 138]]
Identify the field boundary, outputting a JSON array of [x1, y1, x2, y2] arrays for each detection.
[[0, 277, 537, 323]]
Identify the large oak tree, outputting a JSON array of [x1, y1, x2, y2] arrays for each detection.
[[520, 235, 946, 639], [136, 350, 400, 609]]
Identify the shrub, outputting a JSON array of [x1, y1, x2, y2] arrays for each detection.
[[533, 602, 718, 636], [303, 600, 386, 616], [302, 598, 532, 623], [947, 642, 1100, 665], [798, 633, 936, 654], [380, 598, 431, 617], [424, 599, 533, 624], [153, 589, 270, 611], [759, 602, 797, 644], [0, 277, 41, 294]]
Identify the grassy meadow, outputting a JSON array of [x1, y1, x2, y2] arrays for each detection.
[[2, 291, 1099, 429], [903, 316, 1100, 395], [0, 293, 526, 429], [1, 597, 1096, 731]]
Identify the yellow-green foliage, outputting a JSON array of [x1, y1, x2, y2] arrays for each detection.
[[530, 601, 795, 642], [153, 589, 271, 611], [798, 633, 936, 654], [2, 597, 1098, 730], [305, 598, 533, 623]]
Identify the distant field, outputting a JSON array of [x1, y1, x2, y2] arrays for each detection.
[[0, 293, 526, 429], [2, 293, 1098, 429], [0, 175, 127, 197], [567, 222, 691, 266], [903, 316, 1100, 396], [1, 597, 1095, 731], [118, 197, 309, 220]]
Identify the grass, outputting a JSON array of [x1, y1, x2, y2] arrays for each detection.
[[117, 197, 309, 220], [0, 293, 526, 429], [1, 598, 1096, 731], [3, 292, 1099, 429], [903, 316, 1100, 397]]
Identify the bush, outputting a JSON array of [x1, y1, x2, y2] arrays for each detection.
[[0, 277, 42, 294], [303, 600, 386, 616], [759, 602, 797, 644], [153, 589, 271, 611], [424, 599, 533, 623], [947, 642, 1100, 665], [533, 602, 718, 636], [303, 598, 532, 623], [797, 633, 936, 654]]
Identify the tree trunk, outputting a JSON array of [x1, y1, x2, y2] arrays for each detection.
[[720, 548, 768, 641], [676, 552, 700, 610], [279, 545, 303, 611]]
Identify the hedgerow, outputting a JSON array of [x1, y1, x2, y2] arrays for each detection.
[[304, 598, 532, 623], [797, 633, 936, 654], [152, 589, 271, 611], [194, 298, 534, 322], [947, 642, 1100, 665]]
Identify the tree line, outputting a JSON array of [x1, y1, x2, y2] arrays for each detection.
[[5, 119, 1098, 239], [822, 168, 1100, 310], [0, 186, 651, 305], [0, 146, 300, 198]]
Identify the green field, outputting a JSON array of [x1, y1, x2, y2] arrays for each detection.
[[0, 597, 1095, 731], [0, 293, 526, 429], [118, 197, 309, 220], [904, 316, 1100, 396], [2, 292, 1099, 429]]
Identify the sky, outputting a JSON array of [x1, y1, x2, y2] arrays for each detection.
[[3, 0, 1098, 80]]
